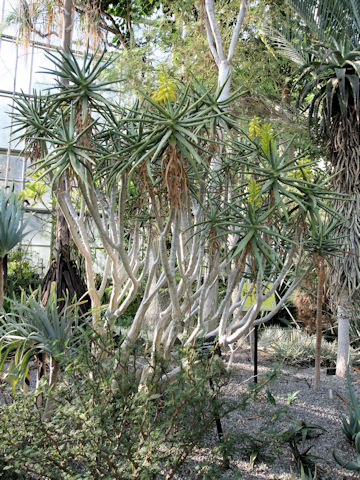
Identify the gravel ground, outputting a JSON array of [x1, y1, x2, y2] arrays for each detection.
[[175, 349, 360, 480]]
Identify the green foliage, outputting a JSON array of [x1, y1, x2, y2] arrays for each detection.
[[0, 188, 28, 260], [333, 431, 360, 472], [287, 390, 300, 405], [267, 0, 360, 139], [43, 47, 119, 119], [5, 247, 42, 299], [341, 367, 360, 444], [288, 0, 360, 46], [11, 48, 120, 189], [258, 326, 357, 367], [99, 79, 239, 199], [0, 332, 235, 479], [281, 420, 324, 479], [0, 286, 84, 386], [296, 40, 360, 137], [241, 434, 275, 469], [334, 368, 360, 471]]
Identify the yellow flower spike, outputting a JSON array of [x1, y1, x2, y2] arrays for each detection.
[[249, 116, 261, 139], [248, 177, 262, 207], [260, 123, 274, 156], [151, 73, 177, 104], [287, 155, 313, 180]]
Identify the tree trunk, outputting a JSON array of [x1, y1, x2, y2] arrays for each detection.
[[202, 0, 248, 329], [41, 0, 89, 315], [144, 249, 161, 334], [62, 0, 73, 52], [43, 0, 73, 303], [204, 245, 220, 331], [314, 258, 324, 390], [217, 60, 232, 101], [44, 358, 60, 420], [336, 289, 352, 377]]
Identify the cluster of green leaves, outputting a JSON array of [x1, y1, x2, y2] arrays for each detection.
[[11, 48, 121, 188], [4, 247, 42, 301], [258, 326, 355, 367], [11, 47, 235, 202], [10, 46, 342, 258], [281, 420, 324, 479], [0, 286, 84, 386], [295, 39, 360, 137], [0, 331, 234, 480], [205, 122, 343, 278], [265, 0, 360, 138], [333, 367, 360, 472], [0, 188, 28, 260]]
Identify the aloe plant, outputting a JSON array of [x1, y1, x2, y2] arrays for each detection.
[[333, 367, 360, 471], [341, 367, 360, 443], [0, 284, 84, 390], [0, 188, 28, 311], [333, 432, 360, 472]]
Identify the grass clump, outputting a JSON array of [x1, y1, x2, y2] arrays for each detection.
[[259, 327, 359, 367]]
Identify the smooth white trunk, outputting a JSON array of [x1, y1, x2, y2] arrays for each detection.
[[336, 290, 352, 377], [143, 248, 160, 334], [217, 60, 232, 102]]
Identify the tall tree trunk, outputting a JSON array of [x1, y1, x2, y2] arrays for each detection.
[[202, 0, 249, 328], [327, 110, 360, 377], [336, 289, 352, 377], [41, 0, 90, 315], [62, 0, 73, 51]]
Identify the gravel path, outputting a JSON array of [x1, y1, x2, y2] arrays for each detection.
[[175, 349, 360, 479]]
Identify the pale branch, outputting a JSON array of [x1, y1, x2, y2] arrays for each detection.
[[227, 0, 249, 61], [204, 14, 221, 65], [205, 0, 226, 61], [98, 255, 111, 298]]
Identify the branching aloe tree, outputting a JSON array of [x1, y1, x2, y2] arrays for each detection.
[[265, 0, 360, 376], [11, 48, 340, 379]]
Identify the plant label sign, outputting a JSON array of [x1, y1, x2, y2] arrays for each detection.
[[241, 282, 276, 311]]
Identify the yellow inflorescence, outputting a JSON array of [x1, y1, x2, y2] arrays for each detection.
[[249, 116, 261, 138], [249, 117, 274, 155], [248, 177, 262, 207], [289, 155, 312, 180], [260, 123, 274, 156], [151, 73, 177, 104]]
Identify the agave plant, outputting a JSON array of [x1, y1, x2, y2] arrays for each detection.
[[0, 284, 85, 390], [0, 189, 28, 311]]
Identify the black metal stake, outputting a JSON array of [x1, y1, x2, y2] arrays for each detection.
[[253, 324, 258, 384]]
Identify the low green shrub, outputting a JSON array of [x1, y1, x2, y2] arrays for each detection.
[[259, 326, 359, 367], [0, 331, 235, 480], [4, 247, 42, 304]]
